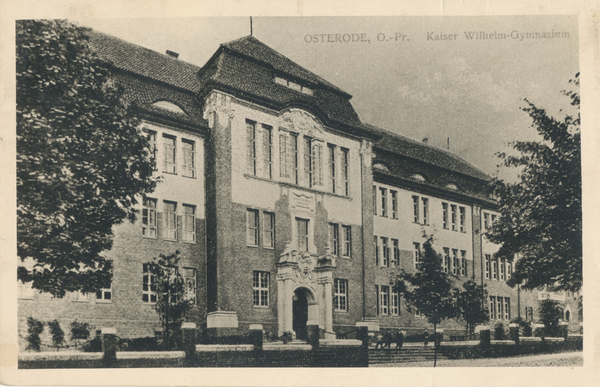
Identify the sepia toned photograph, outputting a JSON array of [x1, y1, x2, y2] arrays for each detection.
[[2, 2, 598, 385]]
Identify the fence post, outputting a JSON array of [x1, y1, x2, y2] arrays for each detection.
[[101, 327, 117, 367], [476, 325, 490, 357], [509, 323, 519, 345], [533, 323, 545, 341], [181, 322, 197, 366], [355, 323, 369, 367], [306, 321, 320, 349], [559, 322, 569, 341]]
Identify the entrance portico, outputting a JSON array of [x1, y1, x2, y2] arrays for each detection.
[[277, 243, 337, 340]]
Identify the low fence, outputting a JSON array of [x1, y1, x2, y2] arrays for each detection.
[[19, 324, 369, 369]]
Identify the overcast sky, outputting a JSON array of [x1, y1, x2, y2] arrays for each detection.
[[74, 16, 579, 181]]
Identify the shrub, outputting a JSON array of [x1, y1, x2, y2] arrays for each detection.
[[82, 336, 102, 352], [70, 321, 90, 341], [25, 317, 44, 352], [494, 322, 505, 340], [47, 320, 65, 350]]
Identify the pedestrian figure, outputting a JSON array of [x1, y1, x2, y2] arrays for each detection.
[[396, 331, 404, 352], [383, 330, 392, 350], [423, 329, 429, 347], [375, 332, 384, 350]]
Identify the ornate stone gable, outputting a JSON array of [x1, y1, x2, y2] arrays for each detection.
[[279, 109, 324, 137]]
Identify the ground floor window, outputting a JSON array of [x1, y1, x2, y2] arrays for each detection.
[[253, 271, 269, 307], [333, 279, 348, 311]]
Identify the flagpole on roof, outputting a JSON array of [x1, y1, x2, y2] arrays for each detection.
[[250, 16, 253, 36]]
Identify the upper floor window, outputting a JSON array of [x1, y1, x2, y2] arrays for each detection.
[[485, 254, 491, 279], [381, 237, 389, 267], [328, 145, 336, 193], [253, 271, 270, 307], [374, 235, 379, 266], [147, 131, 158, 170], [489, 296, 496, 319], [304, 137, 323, 188], [500, 258, 506, 280], [163, 135, 177, 174], [341, 225, 352, 258], [163, 201, 177, 240], [297, 218, 309, 252], [262, 125, 272, 179], [391, 291, 399, 316], [247, 209, 259, 246], [263, 212, 275, 248], [422, 198, 429, 225], [442, 203, 449, 229], [507, 261, 512, 280], [443, 248, 450, 273], [182, 139, 196, 178], [412, 196, 419, 223], [412, 195, 429, 225], [279, 132, 299, 184], [333, 279, 348, 311], [182, 204, 196, 243], [373, 186, 378, 215], [274, 76, 313, 95], [492, 257, 498, 280], [96, 284, 112, 302], [452, 249, 459, 275], [142, 197, 157, 238], [246, 120, 257, 176], [459, 207, 466, 232], [451, 205, 457, 231], [329, 223, 339, 255], [380, 187, 388, 217], [379, 285, 390, 315], [341, 148, 349, 196], [413, 242, 421, 269], [461, 250, 467, 276], [391, 239, 399, 266], [391, 190, 398, 219], [142, 263, 157, 303]]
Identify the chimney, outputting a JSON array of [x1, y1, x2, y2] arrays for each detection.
[[166, 50, 179, 59], [422, 138, 428, 144]]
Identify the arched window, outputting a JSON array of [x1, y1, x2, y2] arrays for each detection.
[[565, 310, 571, 322]]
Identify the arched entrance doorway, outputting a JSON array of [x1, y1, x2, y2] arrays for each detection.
[[292, 287, 317, 340]]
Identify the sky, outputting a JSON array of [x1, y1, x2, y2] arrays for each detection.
[[73, 16, 579, 181]]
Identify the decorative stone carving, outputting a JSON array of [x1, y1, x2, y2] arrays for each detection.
[[295, 254, 315, 282], [279, 109, 323, 137], [203, 91, 235, 128]]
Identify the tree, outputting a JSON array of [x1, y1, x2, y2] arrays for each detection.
[[393, 236, 456, 367], [538, 299, 563, 337], [487, 74, 581, 292], [146, 251, 193, 350], [456, 280, 488, 337], [17, 20, 157, 297]]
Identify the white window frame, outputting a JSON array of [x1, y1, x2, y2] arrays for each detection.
[[183, 267, 197, 305], [333, 278, 348, 311], [452, 249, 458, 275], [247, 120, 257, 176], [142, 263, 158, 304], [412, 196, 419, 223], [380, 187, 387, 217], [182, 139, 196, 178], [380, 285, 390, 315], [485, 254, 491, 279], [253, 271, 269, 307], [163, 201, 177, 240], [142, 197, 157, 238], [328, 144, 336, 193], [381, 237, 389, 267], [262, 125, 272, 179], [392, 239, 399, 266], [413, 242, 421, 269], [247, 209, 259, 246], [391, 291, 399, 316], [490, 295, 496, 320], [391, 190, 398, 219], [341, 225, 352, 258], [182, 204, 196, 243], [461, 250, 467, 276], [451, 205, 457, 231], [341, 148, 349, 196], [163, 134, 177, 174], [443, 247, 450, 273], [297, 218, 309, 252], [422, 197, 429, 225], [442, 202, 449, 229], [263, 212, 275, 249], [329, 223, 339, 255], [96, 285, 112, 302], [459, 206, 466, 232]]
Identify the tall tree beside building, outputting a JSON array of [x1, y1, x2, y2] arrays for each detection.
[[17, 20, 157, 297], [393, 236, 456, 367], [487, 74, 581, 293], [455, 280, 488, 337]]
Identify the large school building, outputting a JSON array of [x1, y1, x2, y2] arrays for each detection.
[[17, 28, 580, 347]]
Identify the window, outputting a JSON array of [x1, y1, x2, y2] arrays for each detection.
[[253, 271, 269, 307], [493, 257, 498, 280], [373, 186, 377, 215], [341, 148, 349, 196], [497, 296, 503, 320], [142, 197, 157, 237], [414, 308, 421, 317], [391, 291, 399, 315], [374, 236, 379, 266], [381, 237, 389, 267], [147, 130, 157, 170], [452, 249, 458, 275], [413, 242, 421, 269], [504, 297, 510, 320], [163, 201, 177, 240], [461, 250, 467, 277], [490, 296, 496, 319], [96, 285, 112, 301], [525, 306, 533, 321], [182, 204, 196, 243], [263, 125, 272, 179], [500, 258, 506, 281], [451, 205, 457, 231], [247, 209, 259, 246], [380, 187, 387, 217], [247, 121, 257, 176], [18, 259, 35, 299], [264, 212, 275, 248], [422, 197, 429, 225], [391, 190, 398, 219], [412, 196, 419, 223], [333, 279, 348, 311], [163, 135, 176, 174], [507, 261, 512, 280], [485, 254, 491, 279], [341, 225, 352, 258], [379, 285, 390, 315], [442, 203, 448, 229], [392, 239, 399, 267], [329, 145, 336, 193], [304, 137, 323, 187], [329, 223, 339, 255], [72, 291, 89, 302], [279, 132, 299, 183], [484, 212, 490, 230], [182, 139, 195, 178], [297, 218, 309, 252], [142, 263, 157, 303], [443, 248, 450, 273], [183, 268, 196, 305], [459, 207, 466, 232], [491, 214, 497, 226]]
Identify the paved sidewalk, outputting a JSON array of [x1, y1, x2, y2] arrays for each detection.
[[371, 351, 583, 367]]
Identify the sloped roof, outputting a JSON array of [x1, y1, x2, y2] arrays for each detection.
[[87, 29, 202, 93], [367, 124, 491, 182], [221, 36, 350, 97]]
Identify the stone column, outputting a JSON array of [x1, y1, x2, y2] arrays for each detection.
[[476, 325, 490, 356], [509, 323, 519, 344], [101, 327, 117, 367], [181, 322, 197, 366], [276, 263, 297, 339], [316, 274, 334, 340]]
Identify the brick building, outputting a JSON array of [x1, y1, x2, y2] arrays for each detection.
[[17, 29, 580, 347]]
